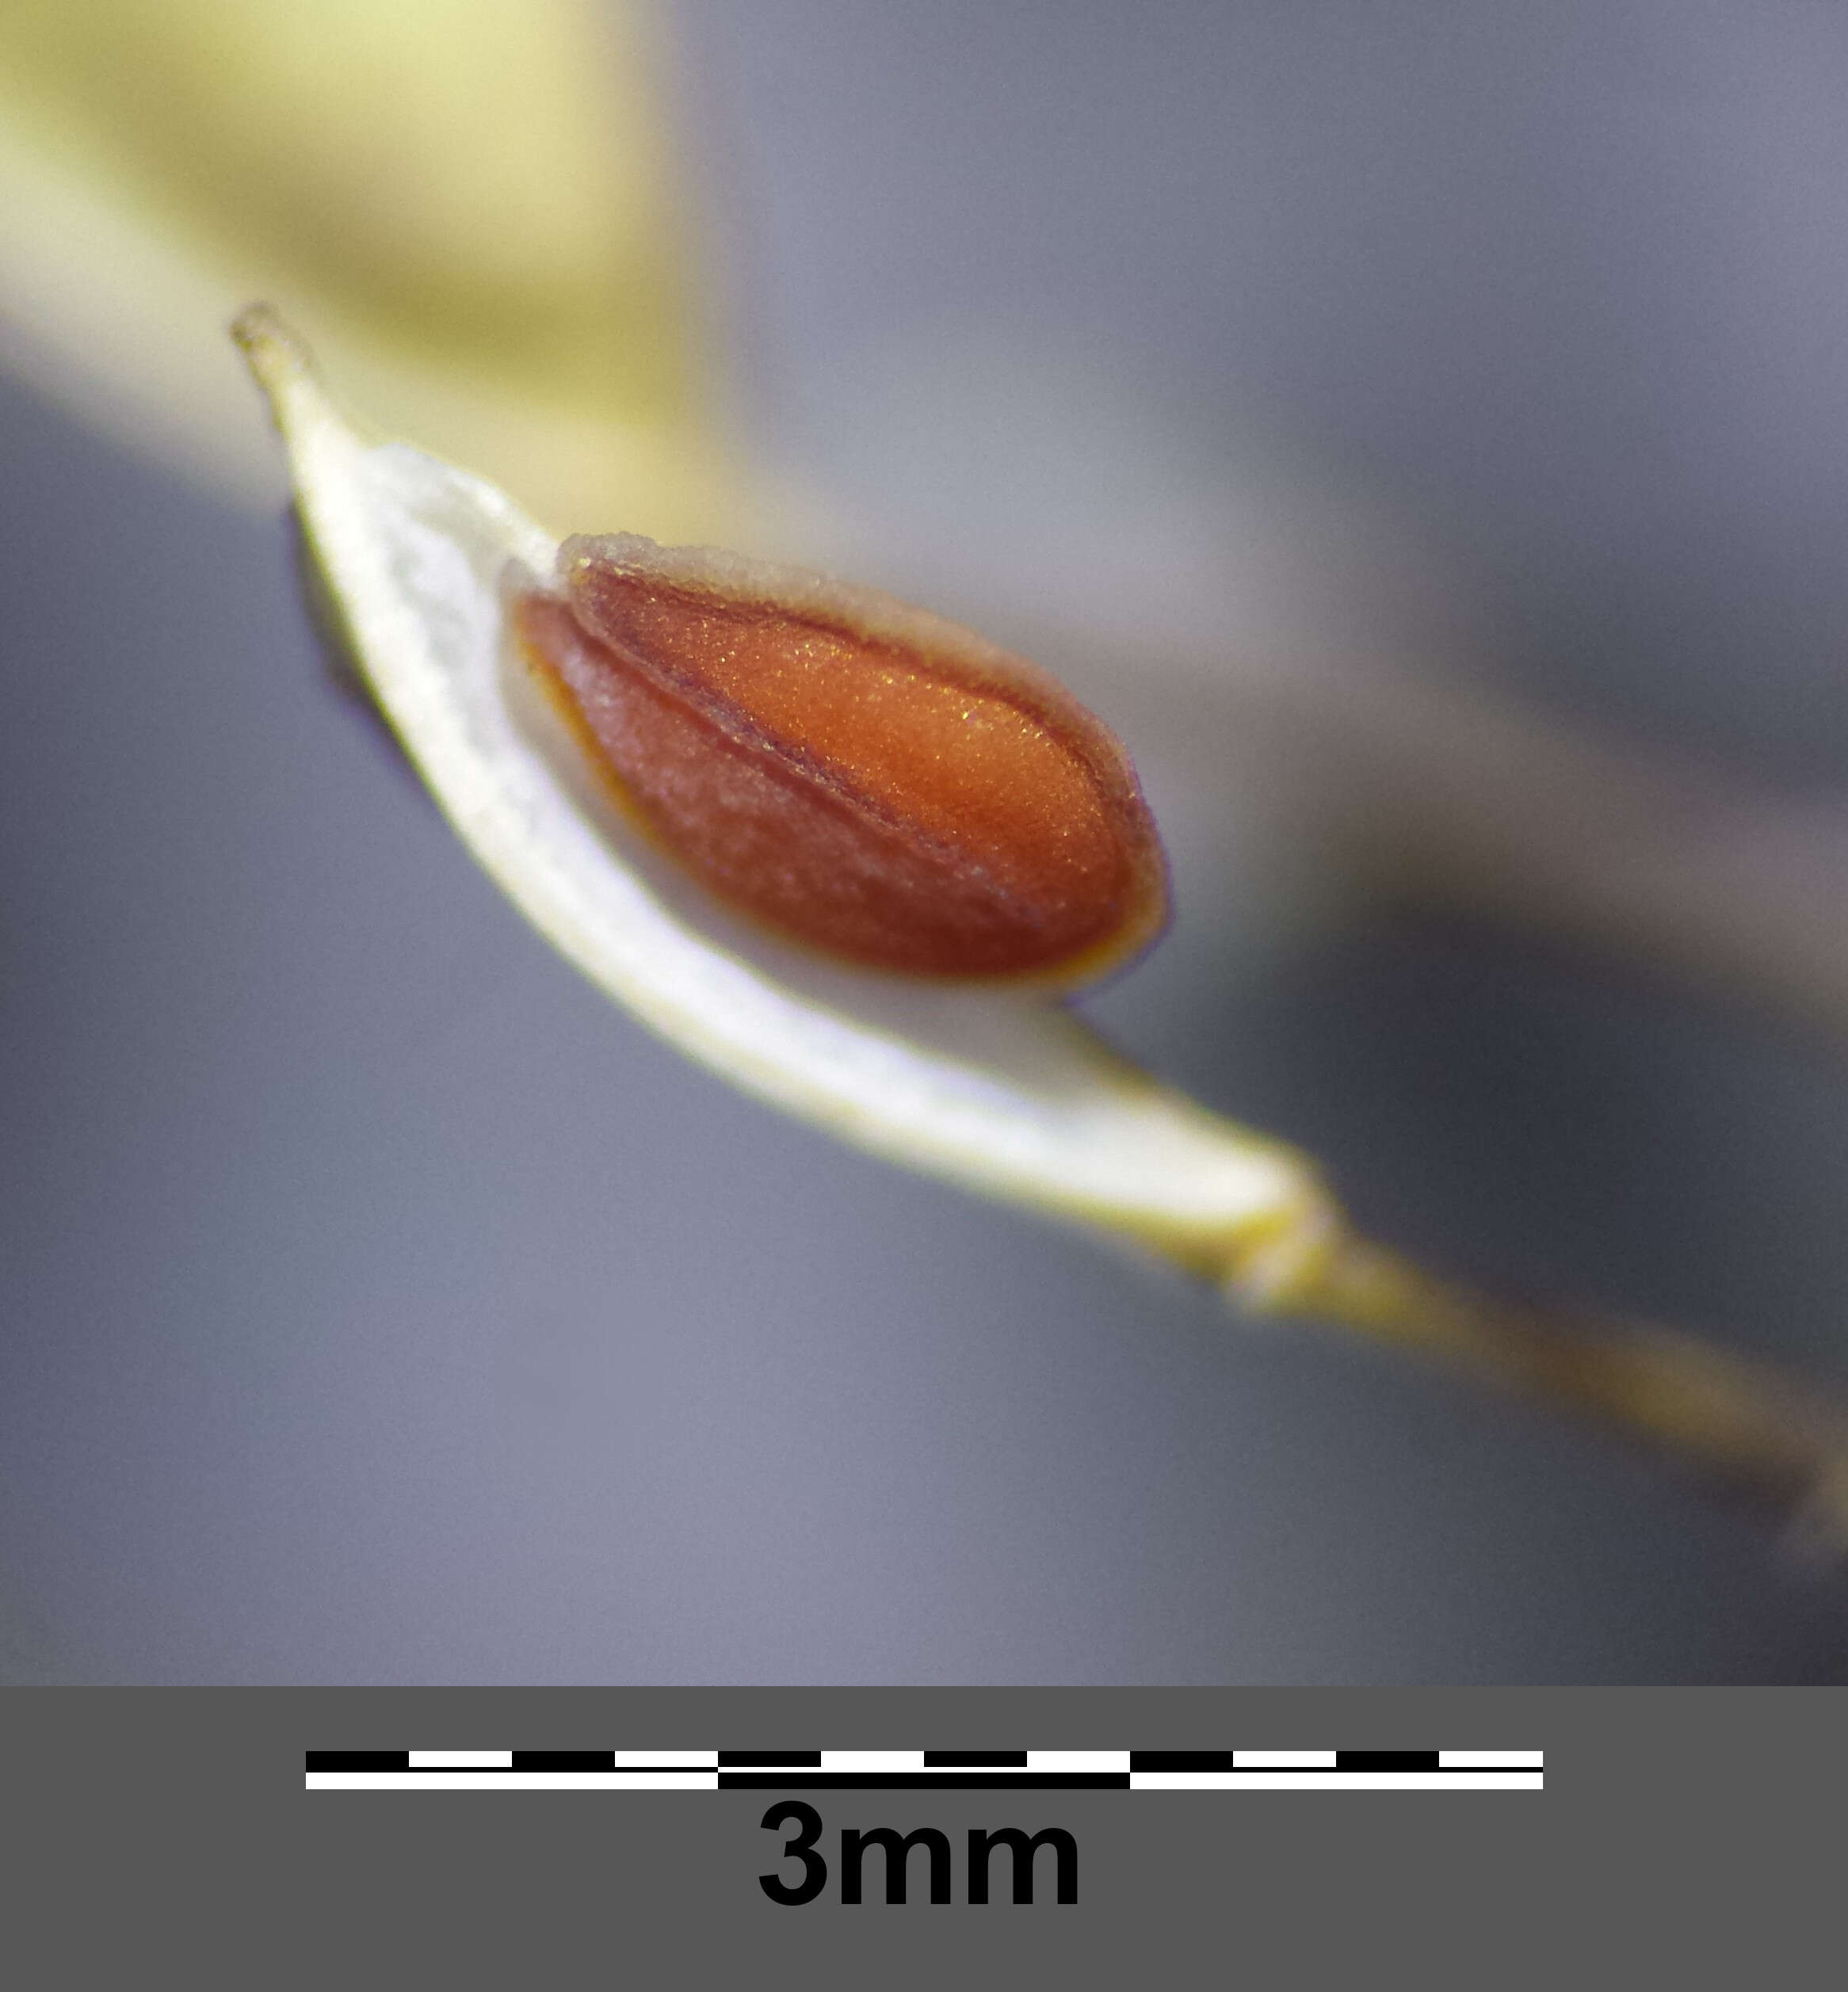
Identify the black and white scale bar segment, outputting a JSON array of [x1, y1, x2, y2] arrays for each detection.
[[306, 1750, 1542, 1792]]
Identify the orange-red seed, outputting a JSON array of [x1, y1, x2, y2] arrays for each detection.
[[514, 541, 1168, 983]]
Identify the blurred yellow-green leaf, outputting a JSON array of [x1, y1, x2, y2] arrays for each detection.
[[0, 0, 741, 537]]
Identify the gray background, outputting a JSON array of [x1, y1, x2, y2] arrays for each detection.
[[5, 0, 1848, 1682]]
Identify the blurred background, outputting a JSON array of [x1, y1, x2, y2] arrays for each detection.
[[3, 0, 1848, 1682]]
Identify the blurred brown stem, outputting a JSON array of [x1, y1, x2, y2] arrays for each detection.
[[1234, 1215, 1848, 1545]]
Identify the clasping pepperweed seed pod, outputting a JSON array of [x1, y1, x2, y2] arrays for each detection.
[[232, 302, 1848, 1541], [230, 302, 1322, 1274]]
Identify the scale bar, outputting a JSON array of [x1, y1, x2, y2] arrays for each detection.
[[306, 1747, 1543, 1794]]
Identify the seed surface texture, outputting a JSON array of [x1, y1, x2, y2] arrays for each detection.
[[515, 537, 1167, 983]]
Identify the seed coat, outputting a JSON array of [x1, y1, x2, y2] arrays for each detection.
[[515, 536, 1168, 983]]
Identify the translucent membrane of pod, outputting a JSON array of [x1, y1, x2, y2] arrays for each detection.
[[514, 537, 1169, 983], [233, 305, 1325, 1276]]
